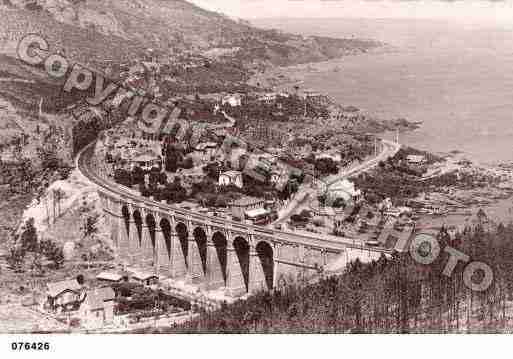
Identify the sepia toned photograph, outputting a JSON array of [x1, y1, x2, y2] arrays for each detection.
[[1, 0, 513, 343]]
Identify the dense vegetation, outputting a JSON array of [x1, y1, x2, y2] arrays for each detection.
[[137, 222, 513, 333], [7, 218, 65, 274], [352, 147, 499, 205]]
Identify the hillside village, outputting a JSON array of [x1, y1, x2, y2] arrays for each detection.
[[2, 0, 513, 335], [2, 42, 512, 331]]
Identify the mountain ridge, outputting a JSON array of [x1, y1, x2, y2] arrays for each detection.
[[0, 0, 381, 68]]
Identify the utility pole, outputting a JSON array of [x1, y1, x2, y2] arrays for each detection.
[[38, 97, 43, 120]]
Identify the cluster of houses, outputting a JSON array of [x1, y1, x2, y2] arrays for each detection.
[[220, 90, 323, 108], [104, 120, 164, 173], [42, 269, 161, 330]]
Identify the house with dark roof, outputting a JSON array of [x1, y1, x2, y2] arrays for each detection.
[[45, 279, 84, 313]]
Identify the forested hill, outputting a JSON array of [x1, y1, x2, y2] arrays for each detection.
[[137, 223, 513, 334]]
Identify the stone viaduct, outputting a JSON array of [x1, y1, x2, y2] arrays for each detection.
[[79, 142, 389, 297]]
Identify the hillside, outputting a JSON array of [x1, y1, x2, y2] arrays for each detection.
[[0, 0, 380, 69], [0, 0, 382, 163], [136, 223, 513, 334], [0, 0, 382, 247], [0, 0, 381, 129]]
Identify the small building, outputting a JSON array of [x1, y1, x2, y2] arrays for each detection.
[[304, 90, 323, 104], [131, 271, 159, 286], [219, 170, 243, 188], [194, 142, 218, 162], [230, 196, 265, 221], [327, 179, 363, 205], [130, 150, 162, 171], [406, 155, 427, 165], [79, 287, 116, 329], [96, 272, 124, 284], [227, 148, 248, 170], [45, 279, 84, 313], [260, 93, 277, 104], [245, 208, 272, 225], [222, 94, 242, 107], [269, 171, 281, 185]]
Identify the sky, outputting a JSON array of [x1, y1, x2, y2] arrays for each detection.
[[189, 0, 513, 24]]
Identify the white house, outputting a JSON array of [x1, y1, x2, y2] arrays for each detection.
[[260, 92, 277, 104], [130, 149, 163, 171], [245, 208, 272, 225], [222, 94, 242, 107], [96, 272, 123, 284], [406, 155, 427, 165], [79, 287, 116, 329], [219, 170, 243, 188], [131, 271, 159, 286], [194, 142, 218, 162], [327, 179, 363, 205], [269, 171, 281, 185], [228, 147, 247, 170]]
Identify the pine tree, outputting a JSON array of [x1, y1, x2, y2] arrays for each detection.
[[20, 218, 38, 252]]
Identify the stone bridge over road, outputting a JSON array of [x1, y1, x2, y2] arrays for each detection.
[[78, 141, 396, 297]]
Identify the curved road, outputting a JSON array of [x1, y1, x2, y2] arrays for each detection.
[[77, 138, 399, 255], [274, 139, 401, 225]]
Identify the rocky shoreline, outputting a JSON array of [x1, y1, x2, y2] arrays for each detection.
[[248, 54, 422, 135], [248, 56, 513, 228]]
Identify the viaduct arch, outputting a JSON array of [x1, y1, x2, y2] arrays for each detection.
[[80, 142, 390, 297]]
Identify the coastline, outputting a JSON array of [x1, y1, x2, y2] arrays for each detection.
[[250, 54, 513, 227], [248, 44, 395, 92]]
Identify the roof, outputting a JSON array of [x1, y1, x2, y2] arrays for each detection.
[[407, 155, 426, 163], [230, 196, 264, 207], [330, 179, 360, 196], [131, 270, 159, 281], [223, 94, 242, 100], [245, 208, 270, 218], [96, 272, 123, 282], [178, 201, 199, 209], [220, 170, 242, 179], [132, 150, 161, 163], [195, 142, 218, 151], [83, 287, 116, 310], [47, 279, 81, 297]]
